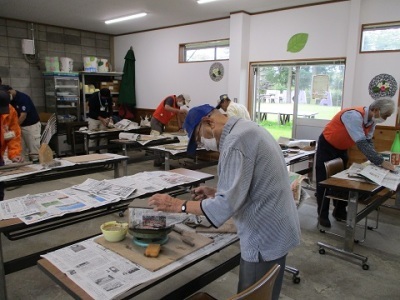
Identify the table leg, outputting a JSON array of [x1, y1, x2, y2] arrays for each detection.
[[113, 162, 119, 178], [164, 153, 171, 171], [317, 189, 369, 269], [72, 131, 76, 156], [122, 144, 128, 157], [277, 113, 282, 125], [122, 160, 128, 177], [84, 134, 89, 154], [0, 236, 7, 299], [344, 190, 358, 251]]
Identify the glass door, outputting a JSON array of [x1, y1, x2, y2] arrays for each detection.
[[251, 59, 346, 140]]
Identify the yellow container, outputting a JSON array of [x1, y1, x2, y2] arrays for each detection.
[[100, 221, 128, 242]]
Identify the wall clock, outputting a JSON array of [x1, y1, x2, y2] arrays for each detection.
[[209, 62, 224, 82]]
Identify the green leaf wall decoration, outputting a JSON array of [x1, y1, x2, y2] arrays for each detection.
[[287, 33, 309, 53]]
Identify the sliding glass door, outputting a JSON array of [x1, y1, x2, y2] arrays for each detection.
[[250, 59, 345, 140]]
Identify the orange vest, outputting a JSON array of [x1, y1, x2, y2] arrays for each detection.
[[1, 105, 22, 159], [153, 95, 178, 125], [323, 107, 373, 150]]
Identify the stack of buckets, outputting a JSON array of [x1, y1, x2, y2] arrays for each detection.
[[45, 57, 73, 73]]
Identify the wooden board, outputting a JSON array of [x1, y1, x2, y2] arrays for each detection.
[[63, 154, 112, 163], [164, 144, 187, 150], [95, 231, 213, 272], [0, 165, 37, 176]]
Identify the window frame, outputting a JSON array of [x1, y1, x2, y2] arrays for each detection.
[[179, 39, 229, 63], [360, 21, 400, 53]]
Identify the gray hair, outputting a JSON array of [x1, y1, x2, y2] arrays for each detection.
[[369, 97, 395, 115]]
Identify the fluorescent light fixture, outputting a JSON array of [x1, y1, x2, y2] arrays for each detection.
[[197, 0, 219, 4], [105, 13, 147, 24]]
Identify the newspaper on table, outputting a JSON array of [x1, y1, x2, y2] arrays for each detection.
[[118, 132, 140, 141], [344, 163, 400, 191], [41, 229, 237, 300], [72, 178, 136, 199], [278, 136, 316, 149], [0, 170, 201, 224], [114, 119, 140, 131]]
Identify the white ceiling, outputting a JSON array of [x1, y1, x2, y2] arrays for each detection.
[[0, 0, 337, 36]]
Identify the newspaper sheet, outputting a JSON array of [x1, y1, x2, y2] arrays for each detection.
[[338, 163, 400, 191], [0, 171, 200, 224], [114, 119, 140, 131], [278, 136, 316, 149], [0, 153, 127, 182], [41, 231, 238, 300]]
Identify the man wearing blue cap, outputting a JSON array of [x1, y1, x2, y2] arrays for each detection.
[[149, 104, 300, 300]]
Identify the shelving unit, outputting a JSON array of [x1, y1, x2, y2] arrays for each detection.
[[43, 72, 83, 156], [79, 71, 123, 120]]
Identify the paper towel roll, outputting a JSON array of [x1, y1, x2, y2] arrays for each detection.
[[119, 132, 140, 141]]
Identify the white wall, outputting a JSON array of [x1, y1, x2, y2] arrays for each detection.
[[351, 0, 400, 126], [113, 0, 400, 128], [114, 20, 230, 109], [248, 2, 350, 61]]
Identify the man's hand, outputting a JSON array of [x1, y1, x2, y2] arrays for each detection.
[[11, 156, 24, 163], [148, 194, 182, 213], [381, 160, 395, 171], [100, 117, 110, 127], [191, 186, 216, 200]]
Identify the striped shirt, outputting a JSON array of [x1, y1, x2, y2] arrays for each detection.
[[201, 117, 301, 262]]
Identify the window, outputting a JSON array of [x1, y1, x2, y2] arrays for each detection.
[[179, 39, 229, 62], [361, 21, 400, 52], [250, 59, 346, 139]]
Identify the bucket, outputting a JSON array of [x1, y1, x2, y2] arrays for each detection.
[[45, 56, 60, 72], [59, 57, 73, 72], [98, 58, 109, 72], [83, 56, 98, 72]]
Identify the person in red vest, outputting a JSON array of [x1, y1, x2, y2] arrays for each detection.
[[316, 98, 395, 228], [150, 94, 190, 134], [151, 94, 190, 167]]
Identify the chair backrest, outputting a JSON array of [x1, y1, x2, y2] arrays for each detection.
[[228, 264, 281, 300], [324, 157, 344, 179]]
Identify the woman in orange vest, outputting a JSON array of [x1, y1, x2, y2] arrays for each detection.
[[316, 98, 395, 228], [0, 90, 24, 200]]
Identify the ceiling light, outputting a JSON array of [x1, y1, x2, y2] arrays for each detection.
[[105, 13, 147, 24], [197, 0, 220, 4]]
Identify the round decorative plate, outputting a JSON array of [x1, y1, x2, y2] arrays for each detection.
[[368, 73, 398, 100], [209, 62, 224, 82]]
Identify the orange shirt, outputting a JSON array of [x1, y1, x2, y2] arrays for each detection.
[[1, 105, 22, 159]]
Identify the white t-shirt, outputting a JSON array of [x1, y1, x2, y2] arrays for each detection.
[[226, 102, 251, 120]]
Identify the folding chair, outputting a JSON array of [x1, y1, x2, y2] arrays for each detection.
[[186, 264, 281, 300]]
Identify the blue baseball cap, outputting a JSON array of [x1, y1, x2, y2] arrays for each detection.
[[183, 104, 215, 154]]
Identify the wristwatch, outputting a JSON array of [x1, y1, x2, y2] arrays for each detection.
[[181, 200, 188, 213]]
